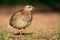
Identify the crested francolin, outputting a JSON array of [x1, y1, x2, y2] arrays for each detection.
[[9, 5, 34, 35]]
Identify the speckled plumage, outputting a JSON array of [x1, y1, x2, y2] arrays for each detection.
[[9, 10, 32, 29]]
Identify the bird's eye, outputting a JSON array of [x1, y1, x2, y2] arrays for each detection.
[[29, 7, 31, 8]]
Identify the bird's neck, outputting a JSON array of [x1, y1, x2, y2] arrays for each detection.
[[23, 9, 30, 14]]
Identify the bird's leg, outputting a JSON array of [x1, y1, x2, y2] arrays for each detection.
[[21, 27, 27, 35], [15, 28, 25, 35], [19, 29, 23, 35], [17, 29, 23, 37], [22, 27, 28, 35], [19, 27, 27, 35]]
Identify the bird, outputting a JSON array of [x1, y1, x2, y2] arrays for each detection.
[[9, 5, 34, 35]]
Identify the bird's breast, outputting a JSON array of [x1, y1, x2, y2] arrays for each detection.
[[15, 18, 27, 28]]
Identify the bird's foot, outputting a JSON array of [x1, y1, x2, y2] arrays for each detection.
[[14, 32, 33, 35], [14, 32, 20, 35]]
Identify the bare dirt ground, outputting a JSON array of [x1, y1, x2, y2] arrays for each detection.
[[0, 12, 58, 33]]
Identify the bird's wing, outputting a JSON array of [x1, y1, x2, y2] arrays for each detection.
[[22, 13, 32, 22], [9, 10, 23, 26], [22, 13, 32, 26], [10, 11, 23, 21], [27, 14, 32, 26]]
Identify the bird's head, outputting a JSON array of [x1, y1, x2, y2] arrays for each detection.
[[25, 5, 34, 11], [23, 5, 34, 14]]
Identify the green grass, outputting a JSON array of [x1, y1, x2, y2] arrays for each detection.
[[0, 30, 57, 40], [0, 31, 12, 40]]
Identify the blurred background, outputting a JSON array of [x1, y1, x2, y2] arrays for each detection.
[[0, 0, 60, 34], [0, 0, 60, 11]]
